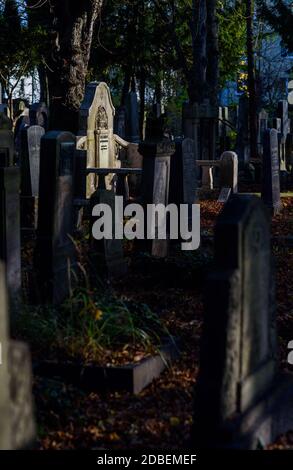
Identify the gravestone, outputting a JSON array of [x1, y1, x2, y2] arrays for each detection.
[[201, 166, 214, 190], [169, 138, 197, 207], [277, 100, 290, 172], [14, 110, 30, 164], [125, 91, 140, 143], [0, 261, 11, 449], [0, 129, 14, 167], [20, 125, 45, 229], [0, 111, 12, 130], [90, 188, 127, 279], [219, 107, 231, 155], [140, 140, 174, 258], [193, 195, 293, 449], [182, 138, 198, 205], [220, 151, 238, 193], [29, 102, 48, 130], [261, 129, 282, 215], [288, 80, 293, 106], [0, 263, 35, 449], [217, 187, 231, 203], [77, 82, 118, 196], [0, 167, 21, 313], [182, 102, 200, 159], [257, 109, 268, 157], [35, 131, 77, 304]]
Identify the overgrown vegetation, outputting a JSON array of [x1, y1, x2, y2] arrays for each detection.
[[15, 287, 172, 366]]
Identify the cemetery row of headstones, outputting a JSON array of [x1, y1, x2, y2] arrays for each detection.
[[0, 82, 291, 449], [2, 80, 288, 309]]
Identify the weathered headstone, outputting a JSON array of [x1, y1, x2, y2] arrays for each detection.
[[217, 187, 231, 203], [182, 138, 198, 204], [0, 129, 14, 167], [29, 102, 48, 130], [261, 129, 282, 215], [0, 111, 12, 130], [182, 102, 200, 159], [77, 82, 119, 196], [169, 138, 197, 207], [0, 263, 35, 449], [20, 125, 45, 229], [35, 131, 77, 304], [277, 100, 290, 172], [220, 151, 238, 193], [218, 107, 231, 155], [257, 109, 269, 157], [140, 140, 174, 257], [201, 165, 214, 190], [288, 80, 293, 106], [14, 110, 30, 164], [90, 187, 127, 279], [0, 261, 11, 449], [0, 167, 21, 313], [193, 195, 293, 449]]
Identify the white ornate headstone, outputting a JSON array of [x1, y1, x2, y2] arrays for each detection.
[[77, 82, 119, 195]]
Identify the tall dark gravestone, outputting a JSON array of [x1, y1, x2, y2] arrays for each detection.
[[193, 195, 293, 449], [0, 261, 11, 448], [169, 138, 197, 206], [277, 100, 290, 172], [257, 109, 268, 157], [90, 187, 127, 279], [140, 139, 174, 258], [261, 129, 282, 215], [0, 130, 14, 167], [20, 125, 45, 229], [0, 167, 21, 313], [0, 263, 36, 449], [35, 131, 77, 304]]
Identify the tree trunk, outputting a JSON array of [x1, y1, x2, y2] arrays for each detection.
[[206, 0, 219, 106], [189, 0, 207, 104], [139, 67, 146, 140], [120, 69, 132, 106], [38, 64, 49, 106], [246, 0, 258, 159], [46, 0, 103, 133]]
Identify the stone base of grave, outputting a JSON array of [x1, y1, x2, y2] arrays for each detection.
[[34, 339, 179, 395], [194, 372, 293, 450]]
